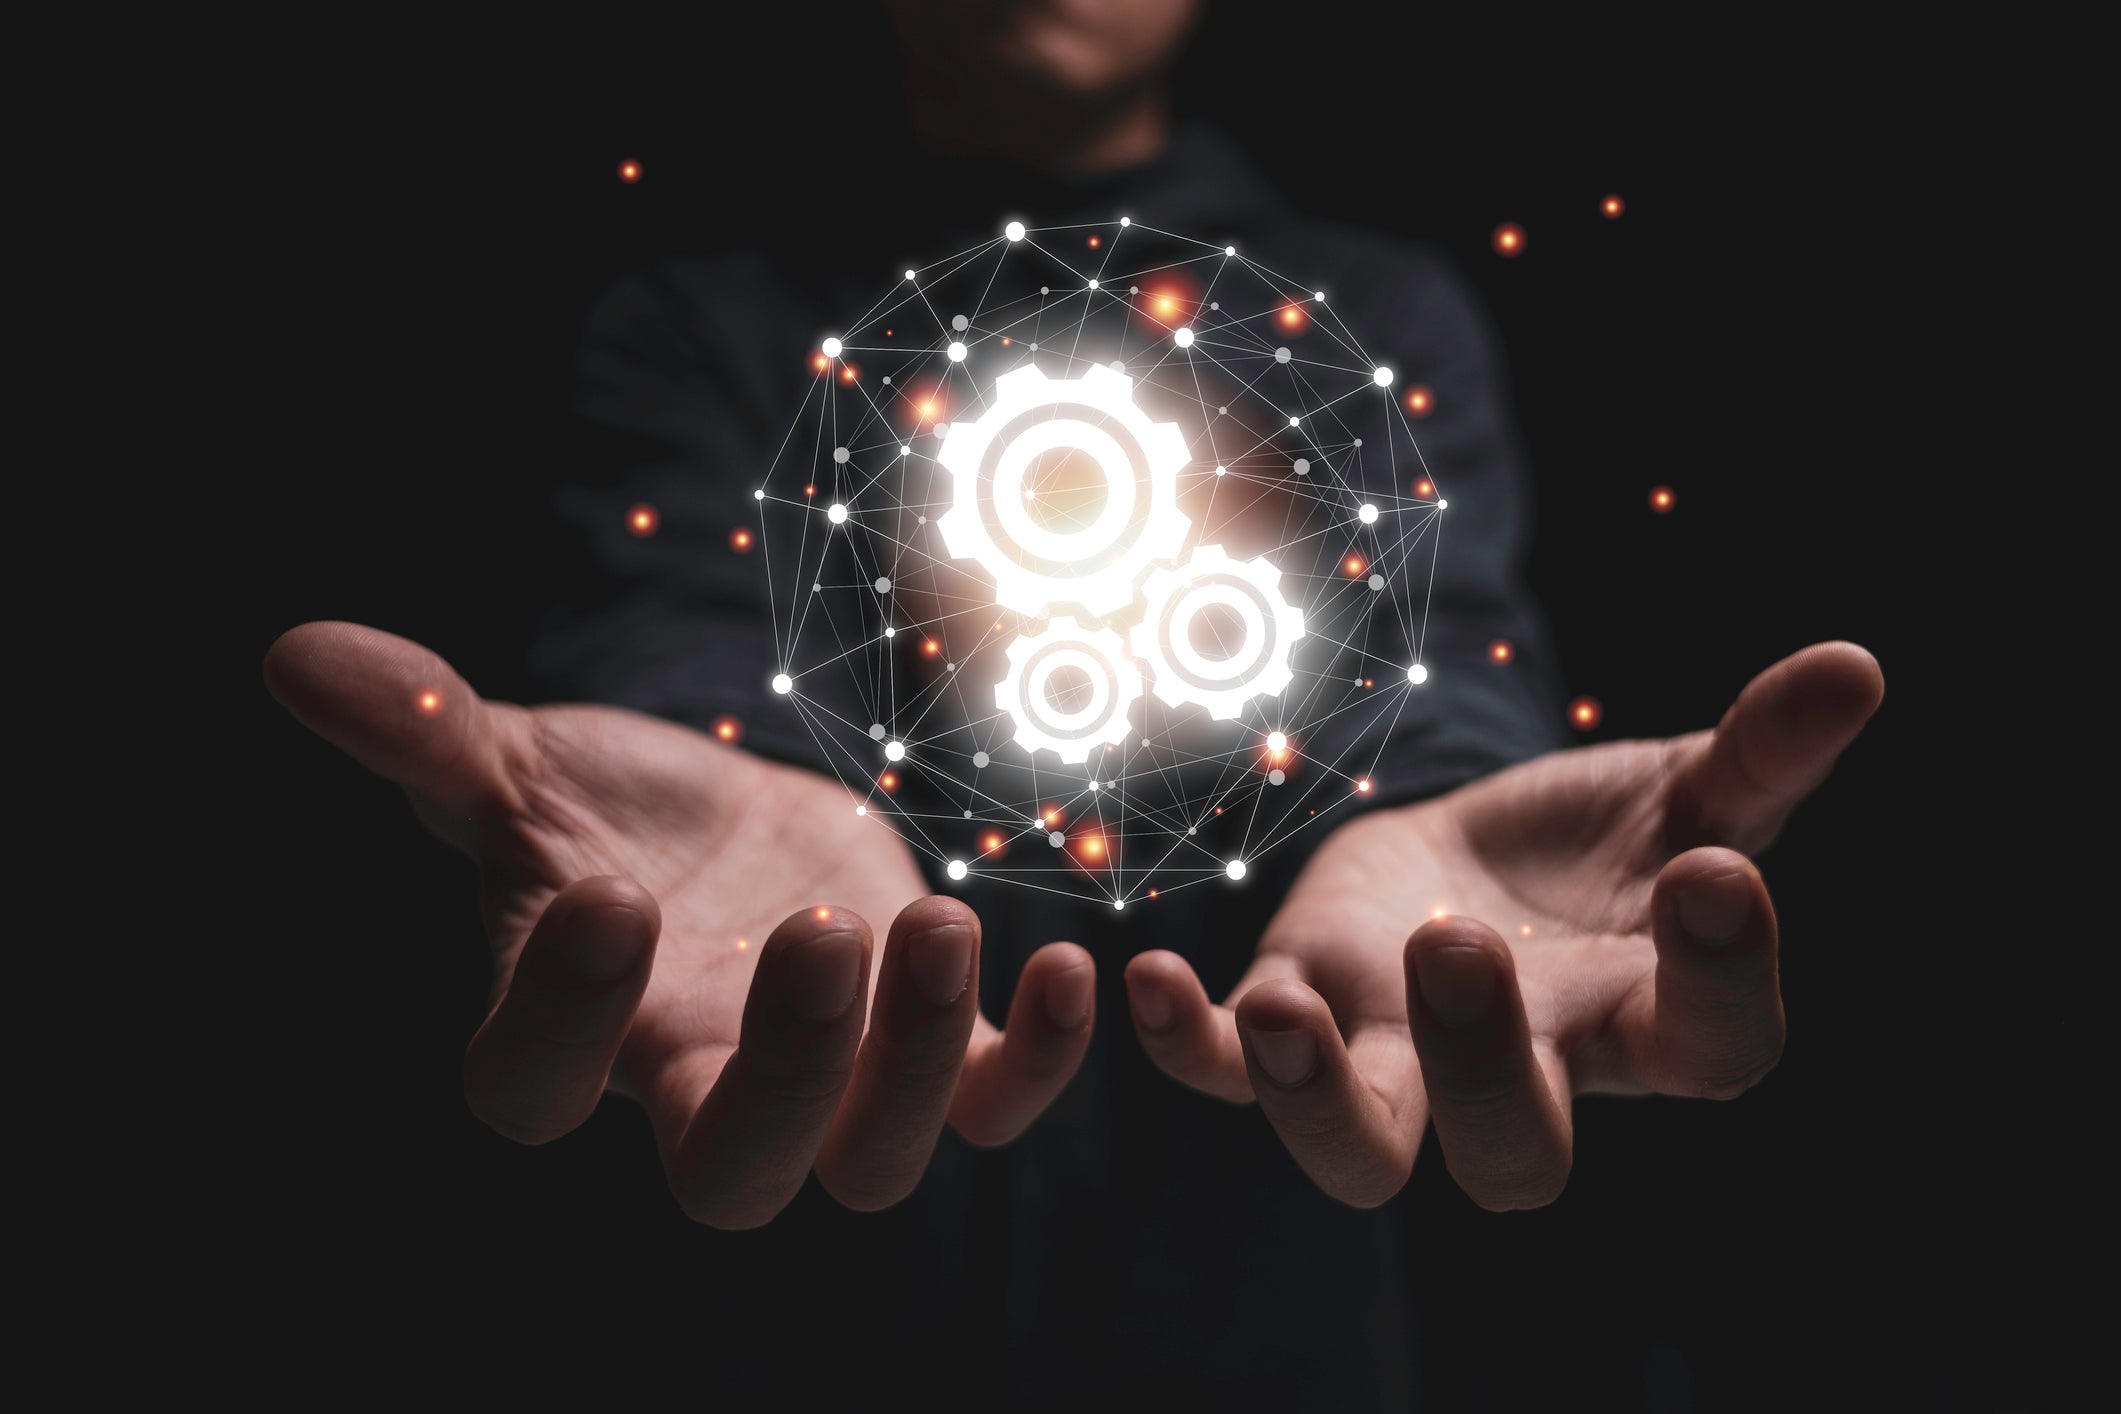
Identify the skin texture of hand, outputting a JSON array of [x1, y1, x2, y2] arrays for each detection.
[[264, 622, 1095, 1228], [1123, 642, 1884, 1211]]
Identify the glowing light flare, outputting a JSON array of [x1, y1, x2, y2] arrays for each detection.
[[1406, 387, 1434, 418], [1519, 924, 1533, 937], [1603, 194, 1625, 218], [1042, 807, 1063, 827], [1343, 554, 1367, 578], [814, 907, 833, 922], [1569, 696, 1604, 731], [1650, 486, 1676, 513], [729, 527, 754, 552], [627, 503, 659, 537], [879, 771, 901, 791], [1355, 778, 1373, 794], [980, 831, 1007, 856], [921, 638, 942, 658], [1414, 477, 1435, 498], [1432, 906, 1449, 920], [1078, 835, 1106, 860], [416, 689, 443, 717], [617, 160, 641, 183], [1492, 222, 1526, 257], [839, 364, 860, 384], [812, 354, 830, 375], [712, 715, 742, 742], [1087, 235, 1101, 248], [1489, 639, 1514, 664], [735, 937, 749, 950], [803, 484, 816, 497], [1276, 304, 1309, 332]]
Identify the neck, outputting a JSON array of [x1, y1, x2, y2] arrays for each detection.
[[906, 77, 1171, 175]]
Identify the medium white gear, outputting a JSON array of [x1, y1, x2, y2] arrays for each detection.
[[1130, 544, 1306, 720], [937, 363, 1191, 616], [993, 617, 1142, 764]]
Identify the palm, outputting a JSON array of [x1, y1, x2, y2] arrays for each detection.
[[269, 622, 1097, 1228], [1124, 642, 1883, 1209]]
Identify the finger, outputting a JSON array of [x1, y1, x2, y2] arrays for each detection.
[[1620, 848, 1784, 1100], [951, 941, 1096, 1147], [1234, 980, 1424, 1208], [1124, 950, 1263, 1103], [815, 897, 982, 1209], [1405, 917, 1574, 1211], [1669, 641, 1884, 853], [461, 876, 661, 1144], [666, 904, 872, 1229], [263, 620, 517, 842]]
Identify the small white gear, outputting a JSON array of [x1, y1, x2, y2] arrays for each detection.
[[937, 363, 1191, 616], [1130, 544, 1306, 720], [994, 617, 1142, 764]]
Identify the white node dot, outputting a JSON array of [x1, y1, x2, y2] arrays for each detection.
[[884, 626, 897, 638], [1359, 503, 1379, 524], [1040, 285, 1049, 295], [1049, 831, 1066, 847], [900, 445, 911, 456], [1368, 573, 1385, 591], [1226, 860, 1247, 881], [1313, 291, 1326, 302], [1373, 366, 1394, 386], [1437, 498, 1449, 509], [1268, 769, 1286, 785], [869, 723, 886, 740], [1113, 899, 1125, 911], [951, 314, 969, 331], [1289, 415, 1301, 428], [947, 859, 969, 880], [874, 576, 891, 592], [1218, 406, 1227, 415], [1215, 465, 1227, 476], [1225, 245, 1236, 256], [972, 751, 990, 768], [833, 446, 849, 463], [1266, 731, 1288, 751], [1174, 327, 1195, 348], [827, 503, 848, 524], [1110, 360, 1125, 372], [1293, 458, 1309, 475], [1210, 301, 1220, 310], [821, 336, 842, 358], [884, 740, 906, 761], [882, 376, 892, 385], [934, 422, 949, 436], [964, 809, 972, 818], [904, 269, 917, 281], [1089, 780, 1100, 792], [1120, 216, 1131, 227], [1129, 286, 1139, 294], [771, 673, 792, 694], [812, 582, 821, 592], [1004, 221, 1025, 241], [916, 515, 927, 525], [1087, 278, 1100, 289], [947, 341, 967, 362], [1274, 347, 1291, 363], [1408, 663, 1430, 685], [856, 805, 867, 816], [1028, 342, 1038, 351], [753, 488, 765, 500], [1354, 437, 1363, 446]]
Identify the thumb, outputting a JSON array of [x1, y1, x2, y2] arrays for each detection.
[[264, 621, 517, 841]]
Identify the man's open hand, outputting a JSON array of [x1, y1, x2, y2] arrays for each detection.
[[266, 622, 1095, 1227], [1122, 642, 1882, 1209]]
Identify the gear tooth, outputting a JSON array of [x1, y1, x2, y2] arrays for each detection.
[[1148, 422, 1189, 468], [936, 434, 975, 475], [995, 363, 1048, 396], [1081, 362, 1131, 394], [936, 509, 974, 557]]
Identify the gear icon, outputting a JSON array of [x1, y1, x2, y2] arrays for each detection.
[[937, 363, 1191, 616], [994, 617, 1142, 764], [1130, 544, 1306, 720]]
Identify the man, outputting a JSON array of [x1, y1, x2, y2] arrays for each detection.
[[265, 2, 1882, 1402]]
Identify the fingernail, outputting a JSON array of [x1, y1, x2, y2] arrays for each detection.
[[1413, 945, 1497, 1027], [1132, 982, 1174, 1032], [1676, 872, 1752, 947], [906, 924, 974, 1007], [1246, 1026, 1317, 1087], [789, 931, 865, 1019], [1044, 961, 1094, 1030], [565, 906, 652, 982]]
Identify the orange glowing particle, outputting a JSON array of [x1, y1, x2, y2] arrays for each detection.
[[922, 639, 941, 658], [617, 160, 641, 184], [1343, 555, 1366, 577], [1406, 388, 1434, 418], [1489, 639, 1514, 664], [880, 771, 900, 791], [1492, 222, 1526, 257], [1432, 906, 1449, 920], [1155, 294, 1176, 314], [804, 484, 816, 497], [1363, 678, 1373, 688], [1602, 194, 1625, 218], [1087, 235, 1101, 248], [981, 831, 1005, 854], [712, 715, 742, 742], [921, 401, 936, 416], [627, 503, 659, 537], [1650, 486, 1676, 513], [729, 527, 754, 552], [1519, 924, 1533, 937], [736, 937, 749, 950], [416, 689, 443, 717], [1569, 696, 1604, 731], [840, 366, 858, 384], [1279, 306, 1305, 329], [885, 329, 893, 337], [1147, 888, 1159, 899], [1000, 336, 1012, 346], [813, 354, 829, 373], [1044, 810, 1059, 825], [1214, 806, 1224, 815], [1355, 778, 1373, 794], [1082, 837, 1105, 858], [814, 907, 833, 922]]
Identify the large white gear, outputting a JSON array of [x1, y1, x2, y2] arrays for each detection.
[[993, 617, 1142, 764], [937, 363, 1191, 616], [1130, 544, 1306, 721]]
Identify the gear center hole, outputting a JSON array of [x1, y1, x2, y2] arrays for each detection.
[[1023, 446, 1109, 534], [1187, 603, 1247, 663], [1044, 664, 1096, 715]]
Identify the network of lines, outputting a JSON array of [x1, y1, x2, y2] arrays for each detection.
[[751, 217, 1449, 909]]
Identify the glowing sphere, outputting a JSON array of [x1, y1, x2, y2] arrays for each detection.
[[1408, 663, 1429, 685], [947, 341, 967, 361], [947, 859, 969, 880], [1005, 221, 1026, 241], [1373, 366, 1393, 385], [771, 673, 793, 694], [884, 740, 906, 761], [1226, 860, 1247, 881], [1174, 327, 1195, 348], [828, 503, 849, 524], [1359, 503, 1379, 524], [821, 336, 843, 358]]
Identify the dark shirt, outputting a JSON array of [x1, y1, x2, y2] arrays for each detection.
[[531, 124, 1562, 1408]]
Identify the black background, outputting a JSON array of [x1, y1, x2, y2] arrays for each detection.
[[233, 9, 2061, 1409]]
